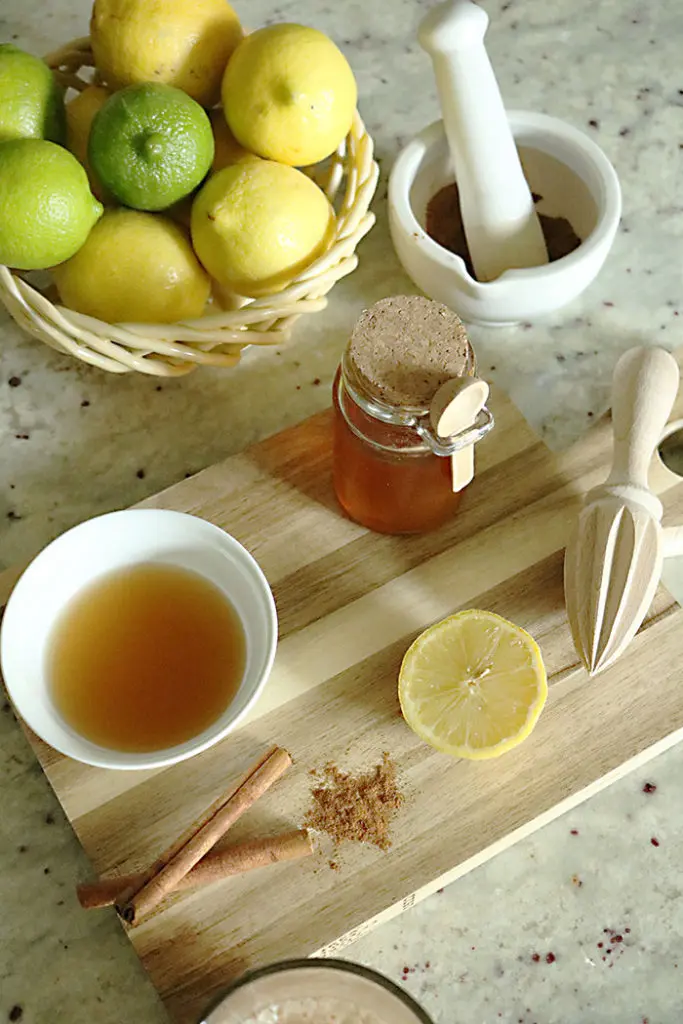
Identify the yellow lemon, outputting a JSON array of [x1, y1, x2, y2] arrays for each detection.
[[209, 108, 259, 172], [191, 159, 334, 297], [65, 84, 110, 201], [222, 24, 356, 166], [399, 610, 548, 760], [90, 0, 243, 107], [53, 208, 210, 323], [166, 111, 257, 229]]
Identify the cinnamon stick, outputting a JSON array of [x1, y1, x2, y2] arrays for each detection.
[[113, 744, 279, 918], [116, 745, 292, 926], [78, 829, 313, 911]]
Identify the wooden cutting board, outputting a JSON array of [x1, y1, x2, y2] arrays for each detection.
[[3, 369, 683, 1023]]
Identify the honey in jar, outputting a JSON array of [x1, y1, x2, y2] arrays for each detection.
[[332, 295, 491, 535]]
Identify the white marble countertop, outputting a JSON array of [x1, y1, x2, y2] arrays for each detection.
[[2, 0, 683, 1021]]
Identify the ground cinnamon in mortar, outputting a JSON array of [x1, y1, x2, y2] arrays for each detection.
[[426, 182, 581, 279], [306, 753, 403, 851]]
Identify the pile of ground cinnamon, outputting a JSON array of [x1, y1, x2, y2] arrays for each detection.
[[306, 752, 403, 851], [426, 182, 581, 278]]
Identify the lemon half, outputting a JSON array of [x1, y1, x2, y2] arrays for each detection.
[[399, 610, 548, 760]]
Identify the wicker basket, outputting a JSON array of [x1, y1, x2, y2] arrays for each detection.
[[0, 38, 379, 376]]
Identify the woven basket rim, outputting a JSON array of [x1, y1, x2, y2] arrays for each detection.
[[0, 36, 380, 376]]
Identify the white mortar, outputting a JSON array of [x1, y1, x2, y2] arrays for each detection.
[[389, 111, 622, 326]]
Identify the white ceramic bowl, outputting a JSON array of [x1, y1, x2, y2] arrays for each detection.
[[0, 509, 278, 771], [389, 112, 622, 326]]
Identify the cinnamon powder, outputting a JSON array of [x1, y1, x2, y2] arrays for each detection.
[[426, 182, 581, 279], [305, 752, 403, 851]]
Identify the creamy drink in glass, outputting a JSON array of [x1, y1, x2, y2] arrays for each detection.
[[199, 959, 434, 1024]]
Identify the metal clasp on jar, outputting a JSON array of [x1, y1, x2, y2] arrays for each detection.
[[413, 406, 494, 456], [338, 370, 494, 456]]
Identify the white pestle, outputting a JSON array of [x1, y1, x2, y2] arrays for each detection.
[[418, 0, 548, 282]]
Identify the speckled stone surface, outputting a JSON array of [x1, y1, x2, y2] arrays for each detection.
[[2, 0, 683, 1022]]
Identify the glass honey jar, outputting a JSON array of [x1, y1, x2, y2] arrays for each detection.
[[332, 296, 493, 535]]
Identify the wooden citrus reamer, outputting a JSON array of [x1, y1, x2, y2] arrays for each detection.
[[564, 346, 681, 675]]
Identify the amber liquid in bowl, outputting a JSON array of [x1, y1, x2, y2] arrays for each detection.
[[49, 563, 246, 752]]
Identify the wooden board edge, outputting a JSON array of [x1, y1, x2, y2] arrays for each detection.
[[313, 722, 683, 957]]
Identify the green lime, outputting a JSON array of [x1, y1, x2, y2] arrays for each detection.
[[0, 139, 103, 269], [88, 83, 214, 211], [0, 44, 66, 144]]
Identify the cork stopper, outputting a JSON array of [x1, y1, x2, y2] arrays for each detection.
[[348, 295, 471, 408]]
